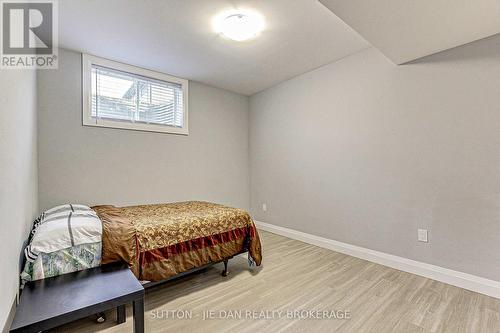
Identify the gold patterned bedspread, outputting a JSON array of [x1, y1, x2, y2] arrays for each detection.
[[93, 201, 262, 281]]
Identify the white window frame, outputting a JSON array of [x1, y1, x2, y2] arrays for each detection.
[[82, 54, 189, 135]]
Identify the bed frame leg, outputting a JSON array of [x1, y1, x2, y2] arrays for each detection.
[[222, 259, 229, 277]]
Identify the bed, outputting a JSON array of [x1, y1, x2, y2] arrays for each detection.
[[22, 201, 262, 285]]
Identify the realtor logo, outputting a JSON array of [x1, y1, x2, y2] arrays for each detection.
[[1, 0, 58, 68]]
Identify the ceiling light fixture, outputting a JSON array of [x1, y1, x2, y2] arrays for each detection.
[[214, 10, 265, 42]]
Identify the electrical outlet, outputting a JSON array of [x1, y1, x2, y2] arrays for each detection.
[[262, 203, 267, 212], [418, 229, 428, 242]]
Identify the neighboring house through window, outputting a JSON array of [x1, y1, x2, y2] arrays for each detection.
[[82, 54, 189, 135]]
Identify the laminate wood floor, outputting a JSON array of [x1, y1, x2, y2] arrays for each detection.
[[52, 231, 500, 333]]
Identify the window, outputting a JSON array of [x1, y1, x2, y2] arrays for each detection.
[[82, 54, 188, 135]]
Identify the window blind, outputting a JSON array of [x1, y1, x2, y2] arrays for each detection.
[[91, 65, 184, 128]]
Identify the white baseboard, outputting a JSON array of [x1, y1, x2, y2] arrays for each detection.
[[255, 220, 500, 299]]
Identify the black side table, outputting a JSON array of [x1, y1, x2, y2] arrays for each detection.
[[10, 263, 145, 333]]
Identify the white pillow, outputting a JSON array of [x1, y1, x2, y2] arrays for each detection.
[[25, 204, 102, 261]]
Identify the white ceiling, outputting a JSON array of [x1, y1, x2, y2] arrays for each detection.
[[58, 0, 368, 96], [319, 0, 500, 64]]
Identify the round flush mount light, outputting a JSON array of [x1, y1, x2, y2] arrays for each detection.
[[213, 10, 265, 41]]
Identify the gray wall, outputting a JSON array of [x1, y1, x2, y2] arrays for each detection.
[[250, 35, 500, 281], [38, 48, 249, 211], [0, 70, 38, 330]]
